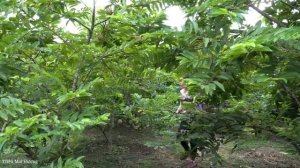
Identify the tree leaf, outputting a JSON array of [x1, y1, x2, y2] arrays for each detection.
[[213, 81, 225, 92], [210, 7, 229, 17]]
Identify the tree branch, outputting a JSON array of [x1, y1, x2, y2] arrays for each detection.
[[42, 25, 69, 44], [86, 0, 96, 44], [73, 0, 110, 90], [69, 18, 91, 32], [79, 0, 91, 11], [15, 141, 37, 159], [281, 82, 300, 109], [22, 51, 37, 64], [249, 3, 288, 27], [72, 69, 80, 92], [94, 18, 110, 27], [280, 0, 300, 11]]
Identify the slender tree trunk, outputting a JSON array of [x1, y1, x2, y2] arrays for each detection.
[[72, 0, 96, 91]]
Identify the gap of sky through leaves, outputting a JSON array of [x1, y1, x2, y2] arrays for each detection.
[[58, 0, 270, 33]]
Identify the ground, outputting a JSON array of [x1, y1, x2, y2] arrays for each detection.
[[75, 125, 300, 168]]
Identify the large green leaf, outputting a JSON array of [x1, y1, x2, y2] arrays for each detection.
[[209, 7, 229, 17]]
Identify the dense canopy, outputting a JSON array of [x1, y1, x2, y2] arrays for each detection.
[[0, 0, 299, 167]]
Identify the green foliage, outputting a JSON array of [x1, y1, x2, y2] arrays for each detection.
[[49, 156, 85, 168], [278, 118, 300, 144], [120, 69, 178, 129], [0, 96, 24, 120], [0, 0, 300, 166], [0, 112, 109, 162], [171, 0, 300, 160]]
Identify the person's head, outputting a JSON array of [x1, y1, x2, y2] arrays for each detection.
[[179, 80, 186, 90], [179, 77, 188, 89], [179, 74, 191, 88]]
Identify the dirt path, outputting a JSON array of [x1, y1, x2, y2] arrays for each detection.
[[76, 125, 300, 168], [76, 125, 179, 168]]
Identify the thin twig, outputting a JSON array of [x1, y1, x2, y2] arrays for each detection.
[[69, 18, 91, 31], [79, 0, 92, 11], [22, 51, 37, 64], [94, 18, 110, 27], [100, 126, 109, 144]]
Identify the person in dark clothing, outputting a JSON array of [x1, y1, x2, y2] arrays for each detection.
[[176, 80, 198, 166]]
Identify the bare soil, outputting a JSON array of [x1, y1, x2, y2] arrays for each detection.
[[76, 125, 300, 168]]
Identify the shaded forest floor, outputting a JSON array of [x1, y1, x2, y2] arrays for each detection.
[[76, 125, 300, 168]]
